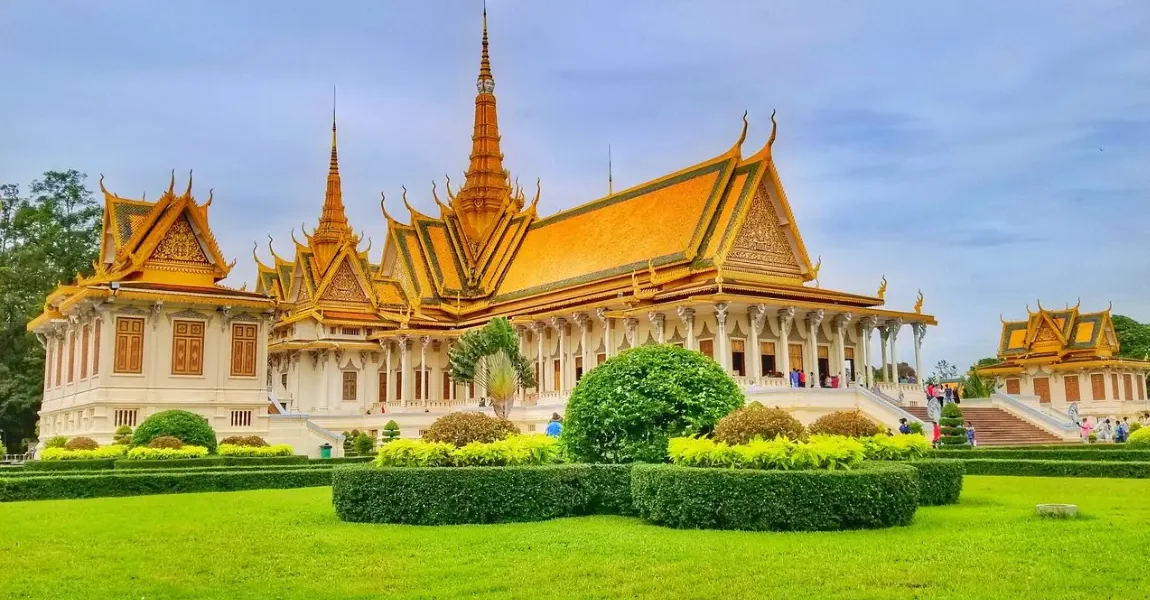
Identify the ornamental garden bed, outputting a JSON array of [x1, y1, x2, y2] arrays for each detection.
[[0, 468, 334, 502]]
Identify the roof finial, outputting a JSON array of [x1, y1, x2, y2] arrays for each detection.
[[167, 170, 175, 196], [608, 144, 614, 195], [329, 85, 339, 175], [185, 170, 193, 197], [767, 109, 778, 149], [480, 0, 492, 85]]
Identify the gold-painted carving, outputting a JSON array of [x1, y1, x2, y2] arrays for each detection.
[[149, 215, 209, 265], [320, 260, 368, 303], [728, 186, 799, 270]]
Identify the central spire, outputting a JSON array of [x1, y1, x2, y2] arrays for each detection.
[[453, 3, 512, 246], [312, 88, 352, 271]]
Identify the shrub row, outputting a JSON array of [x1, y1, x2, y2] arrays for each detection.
[[374, 435, 562, 468], [333, 464, 634, 525], [631, 463, 919, 531], [1, 462, 339, 479], [934, 449, 1150, 462], [905, 460, 964, 505], [23, 455, 309, 472], [959, 459, 1150, 479], [0, 468, 334, 502]]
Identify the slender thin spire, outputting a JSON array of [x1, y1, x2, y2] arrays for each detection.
[[608, 144, 613, 195], [454, 2, 510, 245], [329, 86, 339, 174], [312, 86, 352, 271]]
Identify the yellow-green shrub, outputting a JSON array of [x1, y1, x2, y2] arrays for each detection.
[[217, 443, 294, 457], [39, 445, 128, 461], [64, 436, 99, 451], [712, 402, 806, 445], [374, 435, 563, 468], [126, 445, 209, 460], [668, 435, 865, 471], [808, 410, 881, 438], [1128, 427, 1150, 449], [862, 434, 931, 461]]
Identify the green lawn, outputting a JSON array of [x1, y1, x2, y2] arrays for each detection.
[[1, 476, 1147, 600]]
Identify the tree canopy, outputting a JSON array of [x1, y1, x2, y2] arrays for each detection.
[[0, 171, 101, 451], [1113, 315, 1150, 359], [447, 317, 536, 418]]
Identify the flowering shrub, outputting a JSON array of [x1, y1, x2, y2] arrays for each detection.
[[39, 445, 128, 461], [126, 445, 209, 460], [217, 443, 294, 457], [374, 435, 563, 468], [668, 435, 865, 471]]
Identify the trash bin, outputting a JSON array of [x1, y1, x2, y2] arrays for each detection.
[[320, 443, 332, 459]]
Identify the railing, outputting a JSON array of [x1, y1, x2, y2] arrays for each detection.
[[991, 392, 1079, 436], [2, 452, 36, 464]]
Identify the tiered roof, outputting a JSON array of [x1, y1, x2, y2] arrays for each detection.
[[29, 172, 271, 331], [981, 303, 1150, 374], [255, 9, 935, 338]]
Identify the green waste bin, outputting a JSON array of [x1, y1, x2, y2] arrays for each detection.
[[320, 443, 332, 459]]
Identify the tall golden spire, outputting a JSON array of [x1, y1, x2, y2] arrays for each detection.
[[453, 2, 511, 246], [312, 87, 352, 271]]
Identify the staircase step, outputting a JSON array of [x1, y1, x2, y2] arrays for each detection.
[[902, 405, 1063, 446]]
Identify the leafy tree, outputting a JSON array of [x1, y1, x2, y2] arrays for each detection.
[[448, 317, 536, 418], [930, 360, 959, 384], [1113, 315, 1150, 359], [872, 362, 915, 383], [0, 171, 101, 452]]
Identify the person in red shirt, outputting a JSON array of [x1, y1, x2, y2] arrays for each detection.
[[798, 371, 806, 387]]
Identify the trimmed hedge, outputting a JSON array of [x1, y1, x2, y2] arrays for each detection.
[[24, 459, 118, 472], [974, 444, 1129, 451], [0, 462, 341, 479], [630, 463, 918, 531], [333, 464, 634, 524], [906, 459, 964, 505], [934, 449, 1150, 462], [960, 459, 1150, 479], [0, 468, 333, 502], [114, 455, 307, 469], [312, 456, 374, 464]]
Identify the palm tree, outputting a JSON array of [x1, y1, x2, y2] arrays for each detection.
[[448, 317, 536, 418]]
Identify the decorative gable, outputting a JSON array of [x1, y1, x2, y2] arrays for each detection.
[[317, 256, 370, 304], [147, 213, 211, 267], [726, 183, 801, 275]]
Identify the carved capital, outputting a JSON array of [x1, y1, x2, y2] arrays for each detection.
[[676, 306, 695, 326], [648, 312, 665, 341], [859, 315, 878, 331], [832, 312, 854, 332], [151, 301, 164, 330], [623, 317, 639, 346], [912, 322, 927, 341], [714, 302, 729, 327], [397, 335, 412, 351], [806, 309, 824, 329], [572, 312, 591, 331], [777, 306, 796, 336], [749, 303, 768, 335], [595, 307, 610, 328], [420, 335, 432, 350], [887, 318, 904, 339], [550, 316, 567, 333]]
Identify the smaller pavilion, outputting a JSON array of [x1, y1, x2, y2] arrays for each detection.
[[979, 302, 1150, 417]]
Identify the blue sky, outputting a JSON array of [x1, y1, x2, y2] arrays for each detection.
[[2, 0, 1148, 373]]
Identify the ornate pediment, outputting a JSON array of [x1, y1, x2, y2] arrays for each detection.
[[147, 214, 211, 267], [317, 256, 371, 304], [727, 184, 800, 274]]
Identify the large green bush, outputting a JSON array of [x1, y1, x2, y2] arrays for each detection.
[[422, 412, 519, 447], [808, 410, 881, 438], [630, 463, 918, 531], [960, 459, 1150, 478], [564, 345, 744, 463], [937, 403, 967, 447], [712, 402, 806, 445], [332, 464, 633, 524], [905, 459, 964, 505], [353, 434, 375, 456], [131, 410, 217, 453], [1127, 427, 1150, 449], [0, 469, 332, 502]]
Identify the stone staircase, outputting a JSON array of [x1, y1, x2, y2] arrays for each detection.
[[904, 406, 1064, 446]]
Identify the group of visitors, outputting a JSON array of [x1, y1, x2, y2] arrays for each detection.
[[787, 369, 846, 389], [902, 417, 977, 447], [924, 383, 961, 405], [1077, 416, 1137, 443]]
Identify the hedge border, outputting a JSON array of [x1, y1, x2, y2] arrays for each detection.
[[631, 463, 918, 532], [960, 459, 1150, 479], [23, 459, 118, 472], [0, 462, 342, 479], [0, 468, 334, 502], [333, 464, 633, 525], [934, 449, 1150, 462], [114, 455, 307, 469], [905, 459, 963, 505]]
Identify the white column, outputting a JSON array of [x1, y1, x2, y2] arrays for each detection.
[[807, 310, 824, 387], [677, 307, 696, 351], [833, 313, 852, 384], [748, 304, 767, 380], [715, 303, 730, 373], [648, 311, 666, 344], [515, 325, 527, 403], [532, 321, 546, 392], [623, 317, 639, 348], [420, 336, 431, 407], [778, 307, 795, 377], [551, 317, 567, 392], [859, 316, 877, 387], [574, 312, 590, 380], [398, 336, 411, 407], [912, 322, 926, 388], [888, 318, 902, 383], [597, 308, 614, 358], [879, 326, 890, 383]]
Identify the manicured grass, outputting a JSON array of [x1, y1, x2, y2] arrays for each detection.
[[1, 476, 1147, 599]]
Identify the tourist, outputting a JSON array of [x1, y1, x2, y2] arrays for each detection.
[[898, 418, 911, 435], [945, 387, 953, 403], [1098, 418, 1113, 443], [954, 386, 961, 403], [790, 368, 800, 388], [965, 420, 977, 447], [931, 421, 941, 448], [545, 413, 562, 437], [831, 373, 840, 388], [799, 371, 806, 387], [926, 383, 934, 399], [1079, 418, 1092, 443], [1116, 417, 1129, 443], [808, 372, 815, 388]]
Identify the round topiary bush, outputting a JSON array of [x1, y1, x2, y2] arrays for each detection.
[[63, 436, 99, 451], [712, 402, 806, 445], [131, 409, 217, 453], [1127, 426, 1150, 449], [148, 435, 185, 449], [631, 462, 918, 531], [423, 412, 519, 447], [113, 426, 133, 445], [937, 403, 967, 447], [808, 410, 881, 438], [564, 345, 745, 463]]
